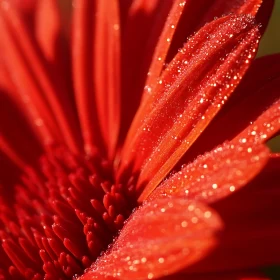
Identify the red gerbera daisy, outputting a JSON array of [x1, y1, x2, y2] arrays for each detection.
[[0, 0, 279, 279]]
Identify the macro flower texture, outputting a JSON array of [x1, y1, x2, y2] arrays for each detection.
[[0, 0, 279, 279]]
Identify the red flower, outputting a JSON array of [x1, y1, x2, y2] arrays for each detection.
[[0, 0, 279, 279]]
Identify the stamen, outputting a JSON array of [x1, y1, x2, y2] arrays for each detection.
[[0, 147, 135, 279]]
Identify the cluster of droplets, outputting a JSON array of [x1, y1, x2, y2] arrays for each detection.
[[147, 141, 268, 205], [0, 147, 136, 280], [84, 197, 219, 280]]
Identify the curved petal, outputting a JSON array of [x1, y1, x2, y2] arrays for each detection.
[[80, 198, 222, 280], [9, 0, 36, 14], [119, 15, 260, 201], [119, 0, 172, 141], [184, 156, 280, 273], [166, 0, 263, 62], [148, 142, 269, 203], [93, 0, 121, 159], [80, 270, 270, 280], [35, 0, 63, 63], [0, 1, 81, 153], [233, 99, 280, 145], [161, 270, 270, 280], [176, 54, 280, 165], [120, 0, 265, 143], [72, 1, 110, 156]]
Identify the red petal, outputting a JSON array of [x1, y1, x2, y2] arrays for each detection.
[[119, 15, 260, 201], [234, 100, 280, 145], [34, 0, 74, 117], [72, 0, 121, 158], [0, 12, 59, 147], [120, 0, 264, 139], [72, 1, 106, 156], [93, 0, 121, 159], [8, 0, 36, 14], [119, 0, 172, 141], [161, 270, 270, 280], [0, 2, 81, 152], [167, 0, 262, 62], [176, 54, 280, 165], [185, 156, 280, 272], [79, 270, 270, 280], [145, 0, 268, 102], [35, 0, 62, 62], [143, 0, 187, 98], [80, 198, 222, 280], [148, 142, 269, 203]]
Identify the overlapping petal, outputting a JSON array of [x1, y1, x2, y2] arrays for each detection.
[[177, 54, 280, 164], [161, 270, 270, 280], [0, 0, 279, 279], [119, 15, 260, 201], [148, 142, 269, 203], [0, 1, 81, 153], [234, 100, 280, 145], [175, 155, 280, 274], [120, 0, 267, 136], [81, 198, 222, 280]]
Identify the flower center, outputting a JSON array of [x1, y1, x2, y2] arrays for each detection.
[[0, 146, 136, 279]]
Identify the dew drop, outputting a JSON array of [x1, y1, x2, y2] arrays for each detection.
[[141, 257, 147, 263], [181, 221, 188, 228], [212, 183, 218, 189], [191, 217, 198, 224], [204, 211, 212, 218]]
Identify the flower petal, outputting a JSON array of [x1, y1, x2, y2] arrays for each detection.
[[176, 54, 280, 165], [72, 1, 107, 156], [72, 0, 121, 158], [0, 1, 81, 153], [185, 156, 280, 272], [148, 142, 269, 203], [119, 0, 172, 141], [119, 15, 260, 201], [143, 0, 270, 112], [80, 270, 270, 280], [167, 0, 263, 62], [35, 0, 62, 63], [119, 0, 264, 141], [93, 0, 121, 159], [161, 270, 270, 280], [234, 100, 280, 145], [143, 0, 187, 96], [34, 0, 74, 115], [8, 0, 36, 14], [80, 198, 222, 280]]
